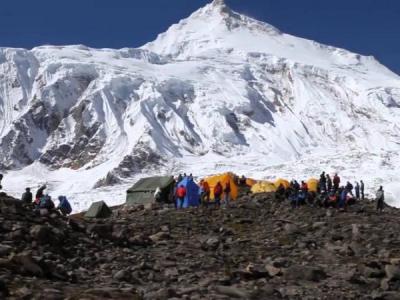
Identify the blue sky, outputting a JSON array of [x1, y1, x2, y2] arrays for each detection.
[[1, 0, 399, 74]]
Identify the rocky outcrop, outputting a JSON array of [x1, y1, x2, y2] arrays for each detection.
[[1, 191, 400, 298]]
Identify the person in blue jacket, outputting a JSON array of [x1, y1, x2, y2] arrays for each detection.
[[57, 196, 72, 216], [339, 187, 348, 209]]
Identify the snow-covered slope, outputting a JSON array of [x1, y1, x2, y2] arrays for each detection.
[[1, 0, 400, 210]]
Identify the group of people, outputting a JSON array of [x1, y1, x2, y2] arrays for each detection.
[[1, 174, 73, 215], [277, 172, 385, 212], [171, 173, 233, 209], [20, 184, 72, 216]]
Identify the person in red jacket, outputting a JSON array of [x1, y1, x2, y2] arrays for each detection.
[[175, 185, 186, 209], [202, 181, 211, 207], [214, 182, 223, 208], [333, 174, 340, 192]]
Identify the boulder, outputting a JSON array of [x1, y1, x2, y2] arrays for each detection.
[[0, 244, 13, 257], [149, 231, 170, 242], [30, 225, 53, 244], [11, 252, 44, 277], [0, 280, 9, 297], [385, 265, 400, 281]]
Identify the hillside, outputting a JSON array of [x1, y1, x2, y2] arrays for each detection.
[[1, 192, 400, 299]]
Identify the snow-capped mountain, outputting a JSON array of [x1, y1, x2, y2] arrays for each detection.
[[1, 0, 400, 210]]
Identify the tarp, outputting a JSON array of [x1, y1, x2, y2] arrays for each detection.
[[126, 176, 174, 206], [307, 178, 319, 193], [204, 172, 238, 201], [251, 181, 277, 194], [177, 177, 200, 208], [274, 178, 290, 189], [84, 201, 112, 218]]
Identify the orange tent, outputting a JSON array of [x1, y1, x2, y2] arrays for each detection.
[[204, 172, 239, 201], [274, 178, 290, 189], [245, 178, 257, 187], [307, 178, 319, 192], [251, 181, 277, 194]]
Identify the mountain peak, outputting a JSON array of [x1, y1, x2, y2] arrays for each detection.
[[211, 0, 226, 7]]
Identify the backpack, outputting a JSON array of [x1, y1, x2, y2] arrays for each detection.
[[59, 196, 72, 215], [176, 187, 186, 198], [376, 190, 384, 201], [40, 195, 55, 210]]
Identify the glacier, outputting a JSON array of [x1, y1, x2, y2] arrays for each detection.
[[1, 0, 400, 211]]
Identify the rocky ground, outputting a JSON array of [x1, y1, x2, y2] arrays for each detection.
[[1, 191, 400, 299]]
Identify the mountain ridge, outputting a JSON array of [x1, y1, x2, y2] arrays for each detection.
[[0, 1, 400, 209]]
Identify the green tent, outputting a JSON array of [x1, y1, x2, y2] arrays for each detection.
[[84, 201, 112, 218], [126, 176, 175, 206]]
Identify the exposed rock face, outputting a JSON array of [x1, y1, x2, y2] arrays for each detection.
[[1, 191, 400, 299]]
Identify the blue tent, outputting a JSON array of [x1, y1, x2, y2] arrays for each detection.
[[177, 177, 200, 208]]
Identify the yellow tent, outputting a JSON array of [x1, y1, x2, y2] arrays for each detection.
[[204, 172, 239, 201], [245, 178, 257, 187], [274, 178, 290, 189], [307, 178, 319, 192], [251, 181, 277, 194]]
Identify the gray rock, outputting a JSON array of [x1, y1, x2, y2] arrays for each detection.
[[266, 264, 281, 277], [284, 265, 327, 282], [385, 265, 400, 281], [30, 225, 53, 244], [204, 237, 220, 251], [144, 288, 177, 300], [11, 252, 44, 277], [0, 244, 13, 257], [0, 279, 9, 297], [214, 286, 250, 299], [113, 269, 129, 281], [149, 231, 170, 242]]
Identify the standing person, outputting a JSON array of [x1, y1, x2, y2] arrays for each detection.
[[175, 185, 187, 209], [376, 186, 385, 212], [339, 187, 348, 210], [57, 196, 72, 216], [326, 174, 332, 191], [346, 181, 354, 196], [214, 182, 223, 208], [319, 172, 326, 192], [223, 182, 231, 207], [21, 188, 33, 205], [299, 181, 308, 204], [202, 181, 211, 207], [333, 174, 340, 192], [360, 180, 365, 200], [177, 174, 183, 183], [35, 185, 47, 202], [276, 184, 286, 201], [355, 182, 360, 200]]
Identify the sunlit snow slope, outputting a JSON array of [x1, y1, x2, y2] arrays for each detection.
[[1, 0, 400, 210]]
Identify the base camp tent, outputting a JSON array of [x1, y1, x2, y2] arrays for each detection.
[[126, 176, 175, 206], [274, 178, 290, 189], [85, 201, 112, 218], [204, 172, 238, 201], [177, 177, 200, 208], [251, 181, 277, 194], [245, 178, 257, 187], [307, 178, 319, 192]]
